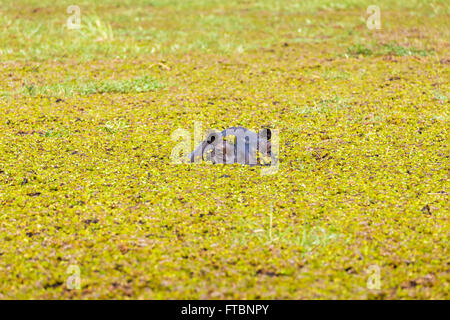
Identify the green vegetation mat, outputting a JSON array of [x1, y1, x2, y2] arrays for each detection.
[[0, 0, 448, 299]]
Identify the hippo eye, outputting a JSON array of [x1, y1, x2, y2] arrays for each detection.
[[207, 135, 216, 144]]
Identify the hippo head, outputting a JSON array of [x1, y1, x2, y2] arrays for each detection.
[[188, 127, 273, 166]]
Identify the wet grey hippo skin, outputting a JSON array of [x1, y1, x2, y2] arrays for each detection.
[[188, 127, 273, 165]]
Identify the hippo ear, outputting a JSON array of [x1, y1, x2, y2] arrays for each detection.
[[207, 132, 219, 144], [207, 135, 215, 144], [260, 128, 271, 141]]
